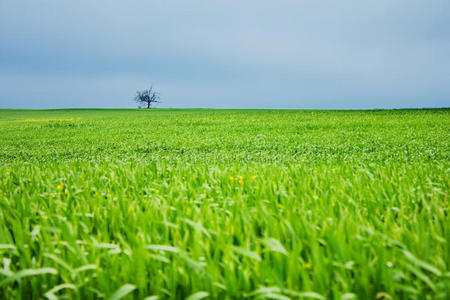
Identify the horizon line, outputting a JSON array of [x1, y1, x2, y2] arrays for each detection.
[[0, 107, 449, 111]]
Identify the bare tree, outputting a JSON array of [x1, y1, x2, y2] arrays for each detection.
[[135, 86, 160, 108]]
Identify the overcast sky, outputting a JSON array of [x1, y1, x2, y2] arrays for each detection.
[[1, 0, 449, 109]]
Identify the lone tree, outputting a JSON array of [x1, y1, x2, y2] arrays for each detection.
[[135, 86, 160, 108]]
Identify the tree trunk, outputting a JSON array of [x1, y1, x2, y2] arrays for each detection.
[[147, 101, 150, 109]]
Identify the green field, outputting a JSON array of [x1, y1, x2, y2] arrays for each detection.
[[0, 109, 448, 299]]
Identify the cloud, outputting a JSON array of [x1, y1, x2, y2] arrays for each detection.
[[1, 0, 449, 108]]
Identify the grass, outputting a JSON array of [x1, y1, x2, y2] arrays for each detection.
[[0, 108, 448, 299]]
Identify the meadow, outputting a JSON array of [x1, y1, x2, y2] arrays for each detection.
[[0, 108, 448, 299]]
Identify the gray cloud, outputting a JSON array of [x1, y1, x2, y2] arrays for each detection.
[[1, 0, 449, 108]]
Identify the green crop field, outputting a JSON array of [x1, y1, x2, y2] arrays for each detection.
[[0, 108, 448, 299]]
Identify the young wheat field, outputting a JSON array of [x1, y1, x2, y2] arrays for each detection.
[[0, 109, 448, 300]]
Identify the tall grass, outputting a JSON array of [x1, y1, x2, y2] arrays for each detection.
[[0, 109, 448, 299]]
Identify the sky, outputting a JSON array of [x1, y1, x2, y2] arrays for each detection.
[[0, 0, 449, 109]]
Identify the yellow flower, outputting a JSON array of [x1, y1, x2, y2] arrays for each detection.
[[57, 183, 64, 191], [230, 176, 235, 182], [64, 189, 69, 195], [303, 262, 312, 269], [239, 177, 244, 184], [251, 176, 256, 181]]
